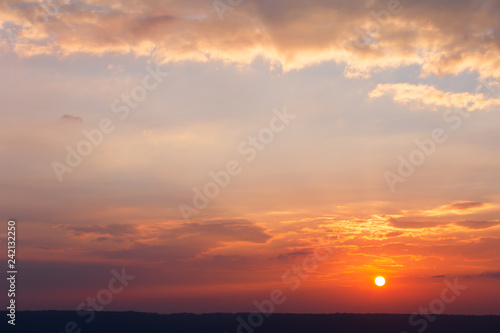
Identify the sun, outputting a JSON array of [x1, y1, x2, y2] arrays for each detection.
[[375, 276, 386, 287]]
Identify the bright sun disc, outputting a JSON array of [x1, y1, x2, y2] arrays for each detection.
[[375, 276, 386, 286]]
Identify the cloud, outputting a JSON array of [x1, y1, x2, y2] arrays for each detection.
[[388, 217, 500, 231], [421, 201, 492, 216], [276, 250, 313, 260], [370, 83, 500, 111], [2, 0, 500, 78], [57, 223, 137, 237], [385, 231, 403, 237], [59, 219, 272, 261], [385, 202, 499, 229], [478, 271, 500, 279], [388, 219, 449, 229], [455, 220, 500, 230], [447, 202, 485, 210], [60, 114, 82, 122]]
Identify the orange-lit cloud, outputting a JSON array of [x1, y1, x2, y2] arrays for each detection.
[[370, 83, 500, 111], [2, 0, 500, 78], [2, 0, 500, 316], [420, 201, 494, 216]]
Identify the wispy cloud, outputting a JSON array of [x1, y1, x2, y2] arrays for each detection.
[[455, 220, 500, 230], [370, 83, 500, 111], [420, 201, 493, 216]]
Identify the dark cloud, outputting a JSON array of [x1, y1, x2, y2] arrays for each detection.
[[212, 255, 246, 261], [77, 219, 272, 261], [447, 201, 485, 210], [58, 223, 138, 236], [455, 220, 500, 230], [385, 231, 403, 238], [60, 114, 82, 122], [158, 220, 272, 244], [13, 260, 139, 292], [479, 271, 500, 279], [276, 250, 313, 260]]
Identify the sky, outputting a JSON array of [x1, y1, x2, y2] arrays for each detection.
[[1, 0, 500, 316]]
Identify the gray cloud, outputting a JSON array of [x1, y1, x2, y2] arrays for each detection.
[[478, 271, 500, 279], [455, 220, 500, 230], [60, 114, 82, 122], [61, 220, 273, 261], [58, 223, 138, 236]]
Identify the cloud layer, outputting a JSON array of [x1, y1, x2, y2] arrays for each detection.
[[2, 0, 500, 78], [370, 83, 500, 111]]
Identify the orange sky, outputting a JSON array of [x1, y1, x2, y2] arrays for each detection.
[[1, 0, 500, 315]]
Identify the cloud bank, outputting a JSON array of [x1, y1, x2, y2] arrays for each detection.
[[2, 0, 500, 78]]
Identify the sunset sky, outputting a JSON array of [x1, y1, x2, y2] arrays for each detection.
[[1, 0, 500, 316]]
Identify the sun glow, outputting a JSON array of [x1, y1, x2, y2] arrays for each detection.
[[375, 276, 386, 287]]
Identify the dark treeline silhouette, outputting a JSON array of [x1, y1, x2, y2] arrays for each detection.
[[1, 311, 500, 333]]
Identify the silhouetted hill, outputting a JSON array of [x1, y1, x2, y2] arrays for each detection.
[[1, 311, 499, 333]]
